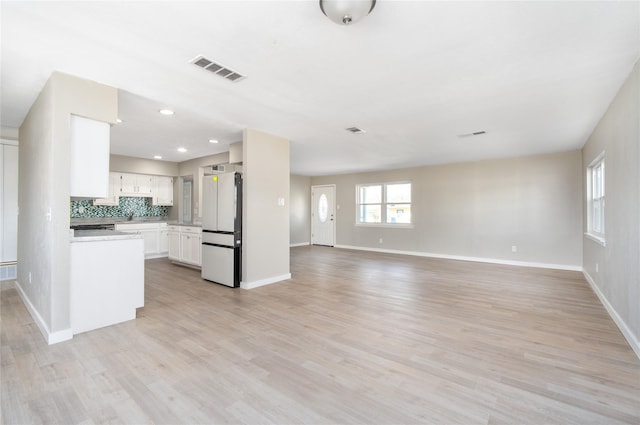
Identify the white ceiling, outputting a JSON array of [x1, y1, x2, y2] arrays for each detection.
[[2, 1, 639, 176]]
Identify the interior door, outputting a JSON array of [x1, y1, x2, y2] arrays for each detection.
[[311, 185, 336, 246]]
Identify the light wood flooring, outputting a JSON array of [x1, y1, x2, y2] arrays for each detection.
[[2, 246, 639, 424]]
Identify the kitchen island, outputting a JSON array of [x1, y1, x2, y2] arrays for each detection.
[[70, 229, 144, 335]]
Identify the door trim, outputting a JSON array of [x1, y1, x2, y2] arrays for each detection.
[[311, 184, 336, 247]]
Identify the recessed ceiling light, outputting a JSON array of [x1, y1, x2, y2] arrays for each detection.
[[116, 118, 123, 123], [209, 139, 219, 144], [159, 109, 174, 115], [153, 155, 162, 160], [177, 147, 187, 153]]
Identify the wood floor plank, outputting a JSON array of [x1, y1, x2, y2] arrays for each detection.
[[2, 246, 639, 424]]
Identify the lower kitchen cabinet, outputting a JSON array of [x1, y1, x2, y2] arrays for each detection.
[[167, 225, 202, 267], [115, 222, 168, 259]]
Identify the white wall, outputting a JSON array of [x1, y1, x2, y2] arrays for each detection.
[[582, 60, 639, 357], [311, 150, 583, 269], [242, 129, 290, 288], [18, 72, 117, 343], [290, 174, 310, 246]]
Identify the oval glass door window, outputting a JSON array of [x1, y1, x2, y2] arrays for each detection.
[[318, 194, 328, 223]]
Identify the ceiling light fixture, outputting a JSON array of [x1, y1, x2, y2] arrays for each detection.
[[209, 139, 219, 144], [116, 118, 123, 123], [177, 147, 187, 153], [159, 109, 174, 116], [153, 155, 162, 160], [319, 0, 376, 25]]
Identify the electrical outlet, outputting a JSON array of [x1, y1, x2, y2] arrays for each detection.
[[379, 238, 383, 244], [512, 245, 517, 253]]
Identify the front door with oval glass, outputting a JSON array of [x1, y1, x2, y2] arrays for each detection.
[[311, 185, 336, 246]]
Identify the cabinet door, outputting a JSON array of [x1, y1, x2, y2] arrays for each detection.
[[153, 176, 174, 206], [138, 175, 153, 195], [168, 231, 181, 260], [158, 229, 169, 254], [181, 232, 202, 265], [120, 173, 137, 194], [139, 229, 159, 256], [70, 115, 110, 198]]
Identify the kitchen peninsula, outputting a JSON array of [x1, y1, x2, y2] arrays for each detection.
[[69, 229, 144, 335]]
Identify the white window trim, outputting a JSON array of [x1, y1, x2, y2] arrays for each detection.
[[355, 181, 413, 226], [586, 151, 605, 244]]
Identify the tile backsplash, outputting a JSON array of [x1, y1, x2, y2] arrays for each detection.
[[70, 197, 169, 219]]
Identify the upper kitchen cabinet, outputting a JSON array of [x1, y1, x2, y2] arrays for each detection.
[[93, 172, 121, 206], [152, 176, 174, 206], [70, 115, 110, 198], [120, 173, 153, 196]]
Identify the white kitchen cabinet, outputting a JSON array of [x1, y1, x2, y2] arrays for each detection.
[[120, 173, 153, 196], [167, 228, 181, 260], [158, 224, 169, 254], [70, 115, 110, 198], [167, 225, 202, 266], [153, 176, 174, 206], [93, 172, 121, 206], [180, 227, 202, 266], [115, 222, 167, 259]]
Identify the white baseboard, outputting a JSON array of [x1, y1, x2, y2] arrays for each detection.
[[14, 281, 73, 345], [290, 242, 310, 248], [241, 273, 292, 290], [583, 271, 640, 360], [334, 245, 582, 272]]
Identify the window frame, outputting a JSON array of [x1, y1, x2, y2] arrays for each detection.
[[355, 181, 413, 228], [586, 152, 605, 246]]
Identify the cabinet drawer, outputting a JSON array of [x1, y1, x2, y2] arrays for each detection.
[[182, 226, 202, 234]]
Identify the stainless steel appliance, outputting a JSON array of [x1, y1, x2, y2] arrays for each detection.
[[201, 171, 242, 287]]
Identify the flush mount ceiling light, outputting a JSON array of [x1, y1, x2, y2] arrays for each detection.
[[153, 155, 162, 160], [320, 0, 376, 25], [177, 147, 187, 153], [209, 139, 219, 144], [159, 109, 174, 116]]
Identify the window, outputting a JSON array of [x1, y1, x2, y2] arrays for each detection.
[[587, 154, 605, 243], [357, 182, 411, 225]]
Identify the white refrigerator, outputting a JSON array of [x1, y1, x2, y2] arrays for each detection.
[[201, 172, 242, 287]]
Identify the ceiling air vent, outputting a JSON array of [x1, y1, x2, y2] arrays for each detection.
[[346, 127, 366, 134], [191, 55, 246, 82]]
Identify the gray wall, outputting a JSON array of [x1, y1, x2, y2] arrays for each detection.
[[290, 174, 311, 245], [311, 150, 583, 268], [242, 129, 290, 287], [582, 60, 639, 351], [18, 72, 117, 341], [110, 154, 179, 177], [176, 152, 229, 223]]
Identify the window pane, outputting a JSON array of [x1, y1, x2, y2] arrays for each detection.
[[386, 183, 411, 203], [386, 204, 411, 223], [593, 201, 601, 233], [360, 185, 381, 204], [359, 205, 381, 223], [318, 194, 328, 223]]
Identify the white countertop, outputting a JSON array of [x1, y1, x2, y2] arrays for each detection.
[[70, 229, 144, 242]]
